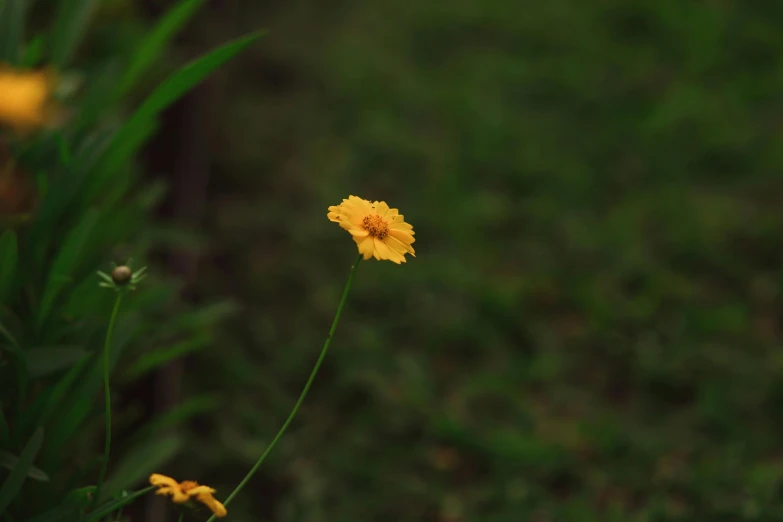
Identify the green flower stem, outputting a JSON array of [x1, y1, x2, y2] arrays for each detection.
[[206, 254, 363, 522], [93, 292, 124, 507]]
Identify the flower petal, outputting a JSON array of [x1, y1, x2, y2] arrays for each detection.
[[149, 474, 179, 489], [389, 228, 414, 247], [356, 235, 375, 260], [155, 487, 189, 504], [187, 485, 217, 496], [386, 235, 414, 257], [389, 221, 413, 231], [196, 492, 228, 518], [374, 201, 390, 217], [374, 237, 402, 263]]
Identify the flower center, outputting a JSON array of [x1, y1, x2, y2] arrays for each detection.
[[363, 214, 389, 239], [180, 481, 199, 492]]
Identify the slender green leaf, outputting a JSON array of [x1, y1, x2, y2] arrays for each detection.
[[22, 34, 44, 67], [0, 319, 19, 352], [72, 59, 122, 133], [0, 230, 18, 303], [24, 345, 88, 377], [0, 451, 49, 481], [0, 0, 24, 64], [0, 406, 8, 446], [56, 133, 72, 166], [115, 0, 206, 99], [125, 335, 210, 379], [37, 354, 90, 428], [27, 505, 77, 522], [157, 300, 238, 337], [37, 208, 100, 328], [49, 0, 98, 67], [65, 485, 96, 509], [13, 347, 26, 408], [0, 305, 21, 340], [11, 385, 49, 443], [94, 31, 264, 183], [130, 394, 218, 444], [83, 486, 155, 522], [103, 435, 182, 500], [14, 354, 89, 441], [0, 427, 43, 513]]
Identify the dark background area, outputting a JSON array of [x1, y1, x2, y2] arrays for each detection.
[[117, 0, 783, 520]]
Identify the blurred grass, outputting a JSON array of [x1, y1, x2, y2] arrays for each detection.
[[160, 0, 783, 521]]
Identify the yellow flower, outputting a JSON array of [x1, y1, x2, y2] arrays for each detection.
[[327, 195, 415, 264], [0, 66, 60, 130], [149, 473, 228, 518]]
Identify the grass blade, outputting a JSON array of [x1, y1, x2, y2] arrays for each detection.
[[13, 354, 90, 443], [0, 320, 20, 352], [115, 0, 206, 99], [125, 334, 210, 380], [0, 0, 24, 64], [0, 230, 18, 302], [0, 406, 8, 446], [83, 486, 154, 522], [0, 451, 49, 481], [36, 208, 100, 329], [129, 394, 218, 445], [49, 0, 98, 67], [93, 31, 264, 184], [36, 355, 90, 427], [0, 427, 43, 513], [24, 345, 88, 378], [103, 435, 182, 500], [27, 505, 77, 522]]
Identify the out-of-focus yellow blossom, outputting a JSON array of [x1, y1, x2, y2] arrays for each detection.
[[328, 195, 416, 264], [149, 473, 228, 518], [0, 66, 60, 130]]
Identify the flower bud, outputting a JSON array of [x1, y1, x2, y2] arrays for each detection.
[[111, 266, 132, 285]]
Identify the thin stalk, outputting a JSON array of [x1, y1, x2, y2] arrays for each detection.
[[93, 293, 124, 506], [206, 254, 362, 522]]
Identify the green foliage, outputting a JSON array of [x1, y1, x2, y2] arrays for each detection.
[[0, 0, 260, 520]]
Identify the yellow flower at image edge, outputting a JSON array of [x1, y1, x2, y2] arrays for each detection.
[[328, 195, 416, 264], [0, 66, 60, 130], [149, 473, 228, 518]]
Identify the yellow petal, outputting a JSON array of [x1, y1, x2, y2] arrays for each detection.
[[155, 487, 189, 504], [385, 239, 407, 263], [385, 235, 411, 255], [389, 228, 414, 246], [149, 474, 179, 489], [389, 221, 413, 231], [187, 485, 217, 496], [374, 237, 402, 263], [196, 492, 228, 518], [357, 235, 374, 260], [374, 201, 390, 217]]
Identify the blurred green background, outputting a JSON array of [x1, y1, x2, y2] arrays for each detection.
[[86, 0, 783, 520]]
